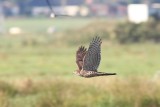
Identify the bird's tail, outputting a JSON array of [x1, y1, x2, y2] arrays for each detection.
[[97, 72, 116, 76]]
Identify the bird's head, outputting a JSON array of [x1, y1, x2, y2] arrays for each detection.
[[73, 70, 81, 76]]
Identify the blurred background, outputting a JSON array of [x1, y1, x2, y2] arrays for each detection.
[[0, 0, 160, 107]]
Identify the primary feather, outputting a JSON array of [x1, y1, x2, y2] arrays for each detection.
[[83, 36, 102, 71]]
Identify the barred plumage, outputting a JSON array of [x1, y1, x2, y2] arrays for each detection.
[[83, 36, 101, 71], [74, 36, 116, 78]]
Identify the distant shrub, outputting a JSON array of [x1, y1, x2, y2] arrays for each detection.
[[57, 20, 115, 45], [57, 19, 160, 45], [115, 19, 160, 43]]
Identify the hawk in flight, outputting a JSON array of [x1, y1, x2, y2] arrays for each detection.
[[74, 36, 116, 78]]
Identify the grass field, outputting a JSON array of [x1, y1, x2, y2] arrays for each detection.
[[4, 17, 93, 33], [0, 18, 160, 107]]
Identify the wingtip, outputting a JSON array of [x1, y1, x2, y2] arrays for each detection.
[[92, 36, 102, 44], [77, 45, 87, 53]]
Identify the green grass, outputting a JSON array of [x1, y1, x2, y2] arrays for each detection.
[[0, 18, 160, 107], [0, 39, 159, 78], [0, 44, 159, 77], [0, 39, 160, 107], [4, 18, 93, 33]]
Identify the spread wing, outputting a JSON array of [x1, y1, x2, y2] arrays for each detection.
[[76, 46, 87, 70], [82, 36, 102, 71]]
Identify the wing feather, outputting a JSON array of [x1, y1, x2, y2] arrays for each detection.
[[83, 36, 102, 71], [76, 46, 87, 70]]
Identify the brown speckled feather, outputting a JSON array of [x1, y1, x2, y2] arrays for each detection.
[[76, 46, 87, 70], [83, 36, 102, 71]]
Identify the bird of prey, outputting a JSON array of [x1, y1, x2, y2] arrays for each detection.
[[74, 36, 116, 78]]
